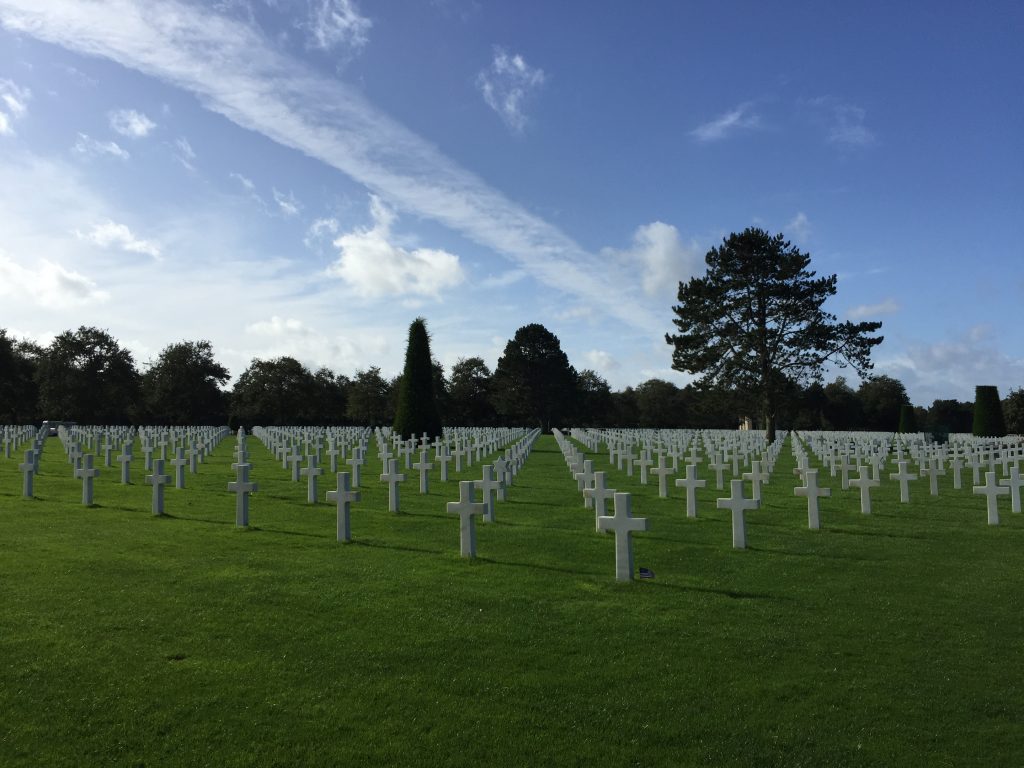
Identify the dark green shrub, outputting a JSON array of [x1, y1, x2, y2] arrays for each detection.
[[972, 385, 1006, 437]]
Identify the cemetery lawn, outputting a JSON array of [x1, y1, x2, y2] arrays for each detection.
[[1, 434, 1022, 767]]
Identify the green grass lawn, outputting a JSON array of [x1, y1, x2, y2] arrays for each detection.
[[1, 433, 1022, 767]]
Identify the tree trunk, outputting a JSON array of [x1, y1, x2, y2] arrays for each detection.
[[763, 392, 776, 443]]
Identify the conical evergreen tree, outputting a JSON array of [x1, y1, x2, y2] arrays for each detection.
[[972, 385, 1006, 437], [897, 403, 917, 433], [392, 317, 443, 440]]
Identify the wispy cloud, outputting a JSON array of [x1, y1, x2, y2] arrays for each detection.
[[480, 269, 526, 289], [846, 298, 899, 321], [173, 135, 195, 170], [0, 78, 30, 135], [787, 211, 811, 242], [306, 0, 371, 54], [108, 107, 156, 137], [76, 219, 162, 259], [273, 187, 300, 216], [0, 0, 663, 334], [477, 46, 546, 134], [304, 216, 340, 249], [805, 96, 875, 147], [73, 132, 130, 160], [327, 195, 464, 299], [690, 101, 760, 142]]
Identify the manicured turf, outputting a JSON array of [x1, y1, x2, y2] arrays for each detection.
[[1, 433, 1022, 767]]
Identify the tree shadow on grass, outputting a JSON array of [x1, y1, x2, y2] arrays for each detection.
[[348, 539, 444, 556], [473, 555, 604, 578], [645, 581, 792, 601]]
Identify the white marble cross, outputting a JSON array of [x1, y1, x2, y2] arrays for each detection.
[[742, 460, 768, 503], [228, 461, 258, 526], [849, 466, 880, 515], [974, 471, 1007, 526], [674, 463, 706, 518], [575, 459, 596, 508], [998, 465, 1023, 514], [75, 453, 100, 506], [474, 464, 502, 523], [634, 452, 654, 485], [380, 458, 406, 514], [447, 480, 485, 558], [413, 451, 433, 494], [597, 492, 649, 582], [437, 445, 451, 482], [794, 468, 830, 529], [146, 459, 171, 516], [326, 471, 360, 542], [584, 471, 616, 533], [651, 455, 675, 499], [18, 449, 34, 498], [169, 447, 188, 490], [717, 478, 758, 549], [919, 458, 942, 496], [889, 460, 915, 503], [300, 455, 324, 504], [708, 454, 727, 489]]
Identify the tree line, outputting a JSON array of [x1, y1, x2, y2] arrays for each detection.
[[1, 324, 1019, 434]]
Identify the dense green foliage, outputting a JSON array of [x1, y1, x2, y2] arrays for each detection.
[[141, 340, 230, 425], [447, 357, 496, 426], [1004, 388, 1024, 435], [36, 326, 141, 423], [392, 318, 443, 439], [491, 323, 577, 431], [0, 330, 39, 423], [1, 324, 1016, 432], [230, 357, 347, 427], [345, 366, 393, 426], [973, 385, 1007, 437], [1, 434, 1022, 766], [667, 228, 884, 441]]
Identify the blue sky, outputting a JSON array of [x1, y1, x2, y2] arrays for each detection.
[[0, 0, 1021, 407]]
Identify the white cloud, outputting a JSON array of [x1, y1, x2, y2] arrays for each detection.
[[246, 315, 313, 337], [307, 0, 371, 53], [108, 107, 156, 137], [876, 326, 1024, 405], [328, 194, 465, 298], [0, 0, 664, 335], [0, 78, 30, 135], [787, 211, 811, 242], [584, 349, 620, 372], [73, 132, 130, 160], [477, 47, 546, 133], [846, 298, 899, 321], [273, 187, 300, 216], [0, 249, 109, 307], [691, 102, 760, 142], [76, 219, 162, 259], [606, 221, 702, 296]]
